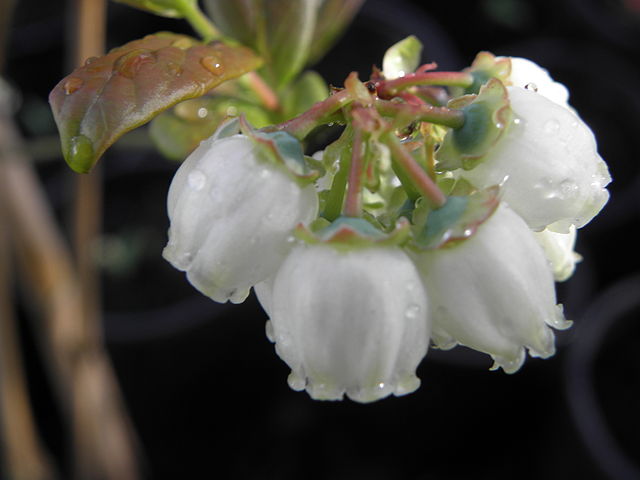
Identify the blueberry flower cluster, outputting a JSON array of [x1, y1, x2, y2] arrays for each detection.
[[163, 39, 610, 402]]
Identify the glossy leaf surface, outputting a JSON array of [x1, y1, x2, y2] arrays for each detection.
[[49, 32, 262, 172]]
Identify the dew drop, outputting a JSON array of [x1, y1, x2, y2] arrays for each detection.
[[166, 62, 182, 77], [286, 235, 296, 244], [513, 118, 521, 125], [84, 56, 99, 66], [543, 118, 560, 134], [287, 372, 306, 391], [463, 228, 473, 237], [405, 304, 421, 319], [495, 122, 504, 129], [265, 320, 275, 342], [260, 169, 271, 179], [226, 106, 238, 117], [395, 374, 420, 396], [63, 77, 84, 95], [524, 82, 538, 92], [201, 56, 225, 76], [187, 169, 207, 191], [197, 107, 208, 119], [171, 37, 193, 50], [68, 135, 94, 171], [113, 49, 156, 79]]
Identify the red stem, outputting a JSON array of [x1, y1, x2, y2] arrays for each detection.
[[384, 133, 446, 208], [276, 89, 352, 139], [377, 71, 473, 98]]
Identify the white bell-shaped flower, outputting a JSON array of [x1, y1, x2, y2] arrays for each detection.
[[534, 225, 581, 282], [461, 86, 611, 232], [502, 56, 570, 107], [259, 244, 429, 403], [163, 134, 318, 303], [412, 203, 570, 373]]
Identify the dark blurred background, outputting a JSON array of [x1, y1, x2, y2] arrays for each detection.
[[3, 0, 640, 478]]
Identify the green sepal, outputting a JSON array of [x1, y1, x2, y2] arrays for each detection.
[[436, 78, 512, 171], [295, 216, 411, 251], [453, 51, 511, 96], [240, 117, 319, 186], [382, 35, 423, 79], [410, 186, 500, 250]]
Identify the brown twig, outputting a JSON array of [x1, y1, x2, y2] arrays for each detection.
[[0, 162, 56, 480]]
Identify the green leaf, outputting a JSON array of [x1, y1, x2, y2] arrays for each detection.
[[412, 186, 500, 250], [281, 70, 329, 119], [203, 0, 320, 88], [49, 32, 262, 173], [382, 35, 423, 80], [112, 0, 195, 18], [307, 0, 364, 65], [149, 95, 271, 161]]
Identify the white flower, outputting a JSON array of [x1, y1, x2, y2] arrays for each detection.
[[163, 134, 318, 304], [534, 225, 581, 282], [258, 244, 429, 403], [412, 203, 571, 373], [461, 86, 611, 232], [502, 56, 570, 107]]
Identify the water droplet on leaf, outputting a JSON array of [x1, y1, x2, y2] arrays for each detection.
[[113, 49, 156, 79], [200, 56, 225, 76], [525, 82, 538, 92], [68, 135, 94, 171]]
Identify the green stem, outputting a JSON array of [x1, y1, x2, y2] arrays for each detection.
[[276, 89, 353, 140], [378, 71, 474, 98], [322, 127, 354, 221], [375, 99, 465, 129], [343, 129, 364, 217], [181, 0, 220, 42], [383, 132, 446, 208]]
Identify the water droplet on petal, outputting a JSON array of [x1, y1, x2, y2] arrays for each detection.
[[64, 77, 84, 95], [286, 235, 296, 244], [405, 304, 421, 319], [197, 107, 208, 119], [113, 49, 156, 79], [200, 56, 225, 76], [187, 169, 206, 191], [513, 118, 521, 125], [84, 56, 99, 66], [287, 372, 306, 391], [265, 320, 275, 342], [543, 118, 560, 134], [463, 228, 473, 237], [394, 374, 420, 396], [525, 82, 538, 92], [495, 122, 504, 129]]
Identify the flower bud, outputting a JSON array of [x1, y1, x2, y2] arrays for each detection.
[[461, 86, 611, 232], [412, 203, 570, 373], [163, 134, 318, 303], [259, 244, 429, 402], [502, 56, 570, 107]]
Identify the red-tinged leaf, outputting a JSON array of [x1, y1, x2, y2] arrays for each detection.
[[49, 32, 262, 172]]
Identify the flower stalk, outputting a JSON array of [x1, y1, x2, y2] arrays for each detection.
[[343, 129, 365, 217], [377, 71, 474, 98], [383, 131, 447, 208]]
